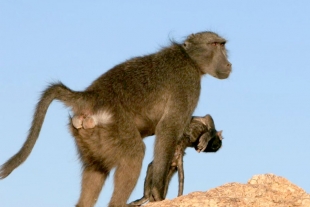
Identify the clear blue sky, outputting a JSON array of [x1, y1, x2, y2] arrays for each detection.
[[1, 1, 309, 206]]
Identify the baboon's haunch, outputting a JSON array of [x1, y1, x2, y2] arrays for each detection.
[[130, 114, 223, 206], [0, 31, 231, 207]]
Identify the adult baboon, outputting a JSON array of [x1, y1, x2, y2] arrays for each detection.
[[130, 114, 223, 206], [0, 31, 231, 207]]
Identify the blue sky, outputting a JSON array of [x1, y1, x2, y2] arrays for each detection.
[[1, 1, 309, 206]]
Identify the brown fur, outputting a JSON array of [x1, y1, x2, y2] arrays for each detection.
[[129, 114, 223, 205], [0, 31, 231, 207]]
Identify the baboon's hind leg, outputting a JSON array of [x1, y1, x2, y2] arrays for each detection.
[[129, 162, 154, 205], [76, 167, 107, 207], [109, 136, 145, 207]]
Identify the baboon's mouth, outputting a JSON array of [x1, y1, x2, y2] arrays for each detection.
[[220, 70, 231, 75], [216, 70, 231, 79]]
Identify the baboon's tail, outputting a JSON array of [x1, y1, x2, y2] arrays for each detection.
[[0, 82, 86, 179]]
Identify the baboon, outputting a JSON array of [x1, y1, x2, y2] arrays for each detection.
[[129, 114, 223, 206], [0, 31, 231, 207]]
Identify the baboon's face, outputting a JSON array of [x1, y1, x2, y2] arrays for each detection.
[[203, 135, 222, 153], [184, 32, 232, 79], [206, 41, 231, 79]]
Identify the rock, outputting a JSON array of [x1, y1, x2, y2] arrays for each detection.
[[144, 174, 310, 207]]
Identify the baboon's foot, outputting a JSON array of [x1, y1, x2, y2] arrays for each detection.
[[129, 196, 149, 206]]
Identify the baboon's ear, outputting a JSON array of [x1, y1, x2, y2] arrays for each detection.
[[203, 114, 214, 130], [207, 124, 212, 131], [183, 34, 195, 48], [217, 130, 223, 140], [183, 41, 190, 48]]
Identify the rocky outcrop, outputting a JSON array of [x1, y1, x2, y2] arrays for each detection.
[[145, 174, 310, 207]]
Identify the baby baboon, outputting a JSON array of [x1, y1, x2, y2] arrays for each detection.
[[0, 31, 231, 207], [129, 114, 223, 206]]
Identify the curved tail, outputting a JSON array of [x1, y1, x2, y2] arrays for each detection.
[[0, 82, 86, 179]]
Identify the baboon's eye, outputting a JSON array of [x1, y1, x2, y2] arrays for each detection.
[[210, 42, 225, 47]]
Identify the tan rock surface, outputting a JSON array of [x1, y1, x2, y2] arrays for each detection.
[[144, 174, 310, 207]]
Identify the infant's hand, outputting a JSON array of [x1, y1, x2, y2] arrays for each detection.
[[196, 132, 211, 153]]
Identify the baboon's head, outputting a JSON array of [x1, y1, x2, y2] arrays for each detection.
[[203, 130, 223, 152], [183, 31, 232, 79]]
